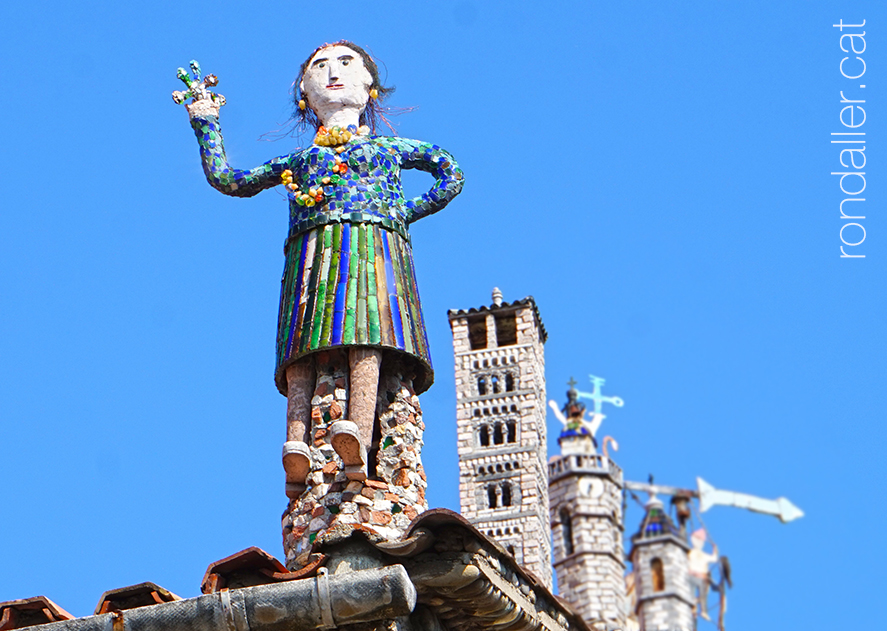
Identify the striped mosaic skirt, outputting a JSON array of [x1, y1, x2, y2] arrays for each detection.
[[275, 222, 432, 395]]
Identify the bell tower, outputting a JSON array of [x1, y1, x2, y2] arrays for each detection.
[[448, 288, 552, 589]]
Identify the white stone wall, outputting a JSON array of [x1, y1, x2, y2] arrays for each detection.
[[550, 453, 627, 629], [450, 302, 552, 590], [632, 537, 694, 631]]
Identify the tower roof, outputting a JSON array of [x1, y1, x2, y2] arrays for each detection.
[[447, 292, 547, 343], [632, 496, 682, 542]]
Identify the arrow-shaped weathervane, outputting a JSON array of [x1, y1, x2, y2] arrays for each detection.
[[624, 478, 804, 524], [697, 477, 804, 524]]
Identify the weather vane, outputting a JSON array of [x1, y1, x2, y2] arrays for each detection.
[[626, 476, 803, 629], [576, 374, 624, 419], [626, 475, 803, 524], [549, 375, 624, 454]]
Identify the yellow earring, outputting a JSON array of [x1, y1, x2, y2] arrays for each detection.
[[298, 99, 307, 110], [369, 88, 378, 100]]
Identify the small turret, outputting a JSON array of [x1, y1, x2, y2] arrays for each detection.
[[629, 497, 694, 631]]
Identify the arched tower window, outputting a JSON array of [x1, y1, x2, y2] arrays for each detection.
[[651, 558, 665, 592], [487, 485, 498, 509], [506, 421, 516, 443], [491, 375, 500, 394], [505, 372, 515, 392], [479, 425, 490, 446], [560, 508, 574, 555], [493, 424, 504, 445], [501, 483, 512, 507], [477, 377, 487, 395]]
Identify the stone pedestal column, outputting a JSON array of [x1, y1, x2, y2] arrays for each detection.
[[282, 351, 428, 569]]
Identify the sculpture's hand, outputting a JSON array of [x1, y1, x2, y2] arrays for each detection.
[[185, 95, 224, 118], [171, 59, 226, 118]]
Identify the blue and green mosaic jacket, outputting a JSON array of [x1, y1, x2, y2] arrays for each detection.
[[190, 115, 464, 241], [190, 114, 463, 393]]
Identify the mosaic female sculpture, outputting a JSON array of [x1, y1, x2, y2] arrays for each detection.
[[176, 43, 462, 562]]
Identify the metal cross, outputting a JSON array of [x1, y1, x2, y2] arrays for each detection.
[[575, 374, 624, 418], [567, 376, 578, 389]]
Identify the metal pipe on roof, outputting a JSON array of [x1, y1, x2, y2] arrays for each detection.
[[18, 565, 416, 631]]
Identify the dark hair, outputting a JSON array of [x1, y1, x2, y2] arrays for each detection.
[[293, 41, 393, 134]]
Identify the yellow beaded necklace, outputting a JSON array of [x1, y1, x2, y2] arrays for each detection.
[[313, 125, 371, 152]]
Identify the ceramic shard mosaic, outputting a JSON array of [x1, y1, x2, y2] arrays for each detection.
[[190, 116, 462, 391], [276, 222, 432, 394], [281, 353, 428, 569]]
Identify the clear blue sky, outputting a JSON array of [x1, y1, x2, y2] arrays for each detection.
[[1, 2, 883, 629]]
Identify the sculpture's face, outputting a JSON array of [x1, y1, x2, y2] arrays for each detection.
[[300, 45, 373, 117]]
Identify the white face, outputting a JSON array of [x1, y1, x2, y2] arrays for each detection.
[[300, 45, 373, 120]]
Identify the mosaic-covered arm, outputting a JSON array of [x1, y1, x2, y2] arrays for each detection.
[[397, 138, 464, 224], [190, 115, 290, 197]]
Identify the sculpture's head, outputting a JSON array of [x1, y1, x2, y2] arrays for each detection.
[[690, 527, 707, 549], [294, 41, 392, 132]]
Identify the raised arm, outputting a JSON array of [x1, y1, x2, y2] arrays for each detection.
[[548, 400, 568, 426], [173, 62, 290, 198], [190, 113, 290, 198], [395, 138, 464, 224]]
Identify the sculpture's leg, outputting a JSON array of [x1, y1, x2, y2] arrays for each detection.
[[329, 347, 381, 480], [348, 348, 382, 448], [283, 357, 315, 497], [699, 578, 711, 620]]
